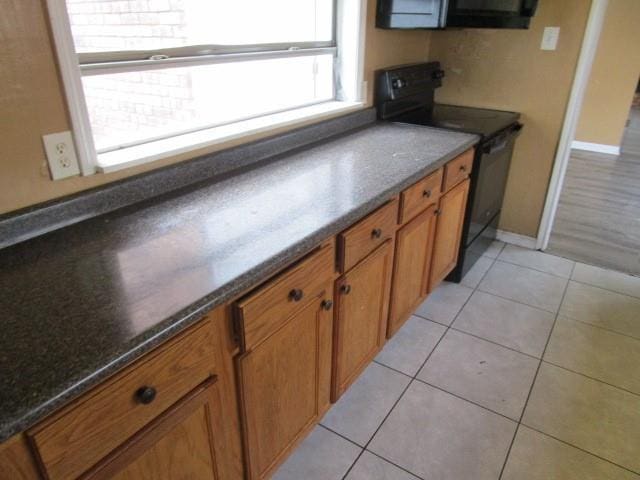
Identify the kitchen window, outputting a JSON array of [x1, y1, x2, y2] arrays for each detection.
[[47, 0, 365, 174]]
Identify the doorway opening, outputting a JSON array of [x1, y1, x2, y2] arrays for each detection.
[[537, 0, 640, 276]]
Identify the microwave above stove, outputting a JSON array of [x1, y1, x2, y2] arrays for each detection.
[[376, 0, 539, 30]]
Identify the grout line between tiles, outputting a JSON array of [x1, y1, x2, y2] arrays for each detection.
[[412, 377, 519, 423], [364, 449, 425, 480], [519, 424, 640, 476], [319, 423, 425, 479], [408, 314, 449, 329], [554, 313, 640, 342], [540, 360, 640, 398], [447, 326, 541, 360], [317, 423, 366, 449], [497, 260, 575, 479], [569, 277, 640, 301], [494, 257, 575, 280], [338, 379, 409, 478], [411, 312, 450, 327], [475, 285, 563, 315], [372, 359, 414, 379]]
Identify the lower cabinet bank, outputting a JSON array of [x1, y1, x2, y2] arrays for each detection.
[[0, 149, 472, 480]]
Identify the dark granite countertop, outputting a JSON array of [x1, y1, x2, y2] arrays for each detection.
[[0, 121, 477, 442]]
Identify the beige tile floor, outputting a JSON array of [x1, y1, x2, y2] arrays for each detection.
[[274, 242, 640, 480]]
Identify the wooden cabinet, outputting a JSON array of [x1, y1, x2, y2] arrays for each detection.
[[399, 169, 442, 224], [82, 378, 223, 480], [443, 149, 473, 192], [28, 321, 217, 480], [388, 205, 437, 338], [0, 434, 40, 480], [338, 199, 398, 273], [236, 287, 334, 480], [429, 178, 471, 290], [6, 151, 475, 480], [233, 244, 335, 480], [234, 243, 335, 351], [333, 240, 394, 400]]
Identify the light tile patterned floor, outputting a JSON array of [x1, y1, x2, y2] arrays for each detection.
[[274, 242, 640, 479]]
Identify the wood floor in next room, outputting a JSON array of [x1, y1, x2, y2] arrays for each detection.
[[273, 242, 640, 480], [549, 106, 640, 275]]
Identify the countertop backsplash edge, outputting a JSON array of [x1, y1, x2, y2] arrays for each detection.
[[0, 108, 376, 250]]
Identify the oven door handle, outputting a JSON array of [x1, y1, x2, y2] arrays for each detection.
[[483, 139, 508, 155], [483, 123, 523, 155]]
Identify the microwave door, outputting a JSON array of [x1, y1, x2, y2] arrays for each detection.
[[446, 0, 538, 28]]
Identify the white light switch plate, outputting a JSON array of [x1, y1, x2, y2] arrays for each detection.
[[541, 27, 560, 51], [43, 131, 80, 180]]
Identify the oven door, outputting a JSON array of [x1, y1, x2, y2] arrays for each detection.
[[446, 0, 538, 29], [466, 124, 521, 247]]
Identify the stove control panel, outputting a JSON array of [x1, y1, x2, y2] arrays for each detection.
[[376, 62, 445, 101], [375, 61, 445, 119]]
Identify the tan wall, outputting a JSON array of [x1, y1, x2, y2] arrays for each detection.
[[428, 0, 591, 237], [362, 4, 431, 105], [575, 0, 640, 147], [0, 0, 429, 214]]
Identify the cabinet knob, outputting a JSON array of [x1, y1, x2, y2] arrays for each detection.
[[371, 228, 382, 239], [459, 165, 467, 172], [423, 189, 432, 198], [434, 209, 441, 216], [321, 299, 333, 311], [136, 386, 157, 405], [340, 284, 352, 295], [289, 289, 304, 302]]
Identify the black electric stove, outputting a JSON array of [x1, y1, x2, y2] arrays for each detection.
[[375, 62, 522, 281]]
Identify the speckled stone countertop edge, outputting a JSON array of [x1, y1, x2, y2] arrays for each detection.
[[0, 130, 478, 442]]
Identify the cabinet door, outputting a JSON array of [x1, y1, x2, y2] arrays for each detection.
[[429, 179, 470, 290], [83, 378, 223, 480], [236, 289, 334, 480], [388, 205, 437, 338], [333, 240, 393, 400]]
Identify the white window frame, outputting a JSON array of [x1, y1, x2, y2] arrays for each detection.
[[46, 0, 367, 175]]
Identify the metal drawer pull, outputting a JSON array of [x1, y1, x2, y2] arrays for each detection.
[[435, 209, 441, 216], [423, 189, 432, 198], [340, 284, 352, 295], [371, 228, 383, 239], [321, 299, 333, 311], [289, 289, 304, 302], [136, 386, 157, 405], [459, 165, 467, 172]]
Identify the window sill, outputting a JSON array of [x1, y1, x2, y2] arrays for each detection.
[[96, 101, 365, 174]]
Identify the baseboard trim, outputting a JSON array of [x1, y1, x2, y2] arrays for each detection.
[[571, 140, 620, 155], [497, 230, 538, 250]]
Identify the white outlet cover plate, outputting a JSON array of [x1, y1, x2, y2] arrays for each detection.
[[541, 26, 560, 51], [43, 131, 80, 180]]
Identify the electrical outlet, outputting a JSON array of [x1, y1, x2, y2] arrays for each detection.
[[43, 131, 80, 180], [541, 27, 560, 51]]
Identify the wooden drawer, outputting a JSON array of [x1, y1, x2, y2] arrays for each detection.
[[28, 321, 216, 480], [338, 198, 399, 273], [235, 241, 335, 351], [399, 169, 443, 224], [443, 149, 474, 192]]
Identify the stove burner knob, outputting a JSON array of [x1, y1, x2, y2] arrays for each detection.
[[392, 78, 406, 89]]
